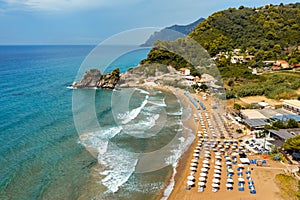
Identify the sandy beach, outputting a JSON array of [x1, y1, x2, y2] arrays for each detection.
[[162, 91, 288, 200]]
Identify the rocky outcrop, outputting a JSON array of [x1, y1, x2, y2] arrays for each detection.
[[97, 68, 120, 89], [72, 68, 120, 89]]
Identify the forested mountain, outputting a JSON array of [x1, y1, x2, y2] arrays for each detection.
[[141, 18, 204, 47], [189, 3, 300, 58], [142, 3, 300, 66]]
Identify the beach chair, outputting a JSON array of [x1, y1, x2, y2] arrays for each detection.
[[250, 189, 256, 194], [198, 186, 204, 193], [212, 188, 218, 193]]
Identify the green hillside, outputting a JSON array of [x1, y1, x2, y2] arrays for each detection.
[[189, 3, 300, 60], [140, 3, 300, 100]]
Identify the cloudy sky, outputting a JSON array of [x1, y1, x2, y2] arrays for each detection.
[[0, 0, 298, 44]]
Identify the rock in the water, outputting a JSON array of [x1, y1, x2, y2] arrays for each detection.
[[97, 68, 120, 89], [72, 68, 120, 89]]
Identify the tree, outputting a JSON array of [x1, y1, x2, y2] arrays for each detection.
[[272, 120, 285, 129], [287, 118, 299, 128], [228, 79, 234, 87], [298, 96, 300, 101], [234, 103, 242, 110], [199, 84, 208, 92], [283, 135, 300, 151], [236, 129, 243, 134]]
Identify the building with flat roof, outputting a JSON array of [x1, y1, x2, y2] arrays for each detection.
[[267, 128, 300, 147], [240, 109, 267, 119], [283, 100, 300, 115]]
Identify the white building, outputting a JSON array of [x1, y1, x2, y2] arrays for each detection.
[[283, 100, 300, 115]]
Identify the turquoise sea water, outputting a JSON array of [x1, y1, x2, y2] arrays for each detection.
[[0, 45, 193, 200]]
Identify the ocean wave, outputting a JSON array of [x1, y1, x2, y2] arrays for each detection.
[[98, 146, 138, 193], [117, 95, 149, 124], [167, 107, 183, 116], [134, 88, 150, 95], [147, 100, 166, 107], [79, 126, 123, 154], [162, 127, 194, 200], [124, 113, 159, 130], [123, 114, 160, 137]]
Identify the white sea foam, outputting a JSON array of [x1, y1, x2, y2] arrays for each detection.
[[167, 107, 183, 116], [117, 95, 149, 125], [66, 86, 77, 89], [135, 88, 150, 95], [79, 126, 123, 154], [124, 113, 160, 131], [147, 96, 166, 107], [123, 113, 160, 137], [98, 146, 138, 193], [162, 126, 195, 200]]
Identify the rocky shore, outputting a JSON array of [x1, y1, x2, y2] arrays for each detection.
[[72, 68, 120, 89]]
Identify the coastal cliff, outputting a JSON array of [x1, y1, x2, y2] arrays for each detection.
[[72, 68, 120, 89]]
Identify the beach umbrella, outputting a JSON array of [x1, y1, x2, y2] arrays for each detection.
[[214, 165, 221, 169], [226, 161, 231, 165], [214, 169, 221, 173], [215, 162, 222, 166], [203, 160, 209, 164], [194, 149, 200, 153], [226, 183, 233, 188], [225, 157, 231, 160], [212, 178, 220, 183], [191, 159, 198, 162], [200, 172, 207, 177], [213, 174, 221, 178], [187, 181, 194, 186], [199, 177, 206, 181], [215, 155, 222, 159], [204, 154, 210, 158], [238, 178, 245, 182], [227, 178, 233, 183], [238, 164, 244, 168], [190, 167, 197, 171], [190, 163, 197, 167], [201, 168, 208, 172], [232, 152, 239, 156], [193, 153, 199, 157], [196, 146, 201, 150], [212, 183, 220, 188], [198, 182, 205, 186], [227, 169, 234, 173], [203, 164, 209, 168], [187, 175, 195, 180]]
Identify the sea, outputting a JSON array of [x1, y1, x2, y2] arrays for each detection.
[[0, 45, 195, 200]]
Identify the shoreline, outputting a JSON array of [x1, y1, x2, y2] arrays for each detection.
[[145, 86, 199, 200]]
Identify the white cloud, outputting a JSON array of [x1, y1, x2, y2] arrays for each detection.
[[2, 0, 141, 11]]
